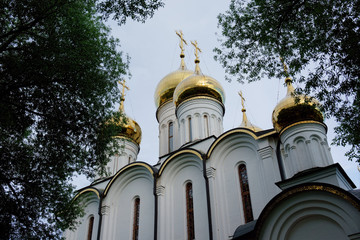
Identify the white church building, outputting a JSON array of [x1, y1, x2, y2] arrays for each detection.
[[64, 34, 360, 240]]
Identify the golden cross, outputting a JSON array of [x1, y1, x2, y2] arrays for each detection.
[[119, 79, 129, 96], [238, 91, 245, 110], [176, 30, 188, 54], [191, 40, 202, 61], [280, 57, 289, 77], [118, 79, 129, 111]]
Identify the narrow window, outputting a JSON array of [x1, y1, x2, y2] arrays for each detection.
[[168, 122, 174, 152], [188, 117, 192, 142], [204, 115, 209, 137], [238, 164, 254, 223], [128, 156, 131, 164], [87, 216, 94, 240], [186, 182, 195, 240], [132, 198, 140, 240]]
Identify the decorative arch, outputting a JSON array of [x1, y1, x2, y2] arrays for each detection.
[[104, 162, 155, 197], [100, 162, 155, 240], [156, 148, 209, 240], [255, 183, 360, 240], [207, 128, 276, 158], [158, 149, 204, 177], [74, 187, 101, 201]]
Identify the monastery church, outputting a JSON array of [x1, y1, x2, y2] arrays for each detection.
[[64, 32, 360, 240]]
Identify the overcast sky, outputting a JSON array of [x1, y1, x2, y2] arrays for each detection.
[[75, 0, 359, 188]]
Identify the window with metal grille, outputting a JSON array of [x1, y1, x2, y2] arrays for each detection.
[[204, 115, 209, 137], [132, 198, 140, 240], [168, 122, 174, 152], [188, 117, 192, 141], [87, 216, 94, 240], [186, 182, 195, 240], [238, 164, 254, 223]]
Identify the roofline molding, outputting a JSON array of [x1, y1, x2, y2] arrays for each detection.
[[103, 161, 155, 196], [207, 128, 276, 158], [158, 148, 204, 176]]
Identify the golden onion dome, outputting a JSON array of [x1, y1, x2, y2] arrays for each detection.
[[272, 77, 323, 133], [173, 61, 225, 107], [154, 59, 194, 108], [115, 115, 142, 145]]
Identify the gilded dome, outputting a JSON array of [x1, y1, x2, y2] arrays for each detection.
[[154, 64, 194, 108], [154, 54, 194, 109], [115, 115, 142, 145], [272, 77, 323, 133], [173, 65, 225, 107]]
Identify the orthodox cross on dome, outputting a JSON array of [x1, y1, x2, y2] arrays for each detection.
[[118, 79, 129, 112], [191, 40, 202, 74], [176, 30, 188, 58], [238, 90, 246, 112], [238, 90, 261, 131], [238, 90, 250, 128], [280, 56, 290, 78], [279, 57, 295, 97], [191, 40, 202, 63]]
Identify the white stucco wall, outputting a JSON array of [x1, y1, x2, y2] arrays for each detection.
[[63, 193, 99, 240], [176, 98, 224, 146], [101, 166, 154, 240], [207, 132, 281, 240], [157, 153, 209, 240], [280, 122, 333, 179]]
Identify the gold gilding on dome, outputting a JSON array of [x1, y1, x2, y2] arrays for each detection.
[[154, 31, 194, 108], [173, 74, 225, 107], [238, 91, 262, 132], [272, 59, 323, 133], [174, 40, 225, 107], [114, 116, 142, 144], [154, 69, 194, 108]]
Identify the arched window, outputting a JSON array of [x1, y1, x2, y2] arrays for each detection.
[[188, 117, 192, 142], [168, 122, 174, 152], [132, 198, 140, 240], [204, 115, 209, 137], [238, 164, 254, 223], [87, 216, 94, 240], [186, 182, 195, 240]]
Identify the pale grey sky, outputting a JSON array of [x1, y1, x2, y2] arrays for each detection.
[[75, 0, 359, 188]]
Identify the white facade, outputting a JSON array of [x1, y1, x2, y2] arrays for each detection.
[[280, 122, 333, 178], [157, 101, 179, 156], [176, 97, 224, 146], [65, 57, 360, 240]]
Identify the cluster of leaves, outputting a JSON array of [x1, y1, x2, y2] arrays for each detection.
[[0, 0, 163, 238], [215, 0, 360, 162]]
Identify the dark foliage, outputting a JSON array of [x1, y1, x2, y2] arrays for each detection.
[[215, 0, 360, 162], [0, 0, 163, 238]]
